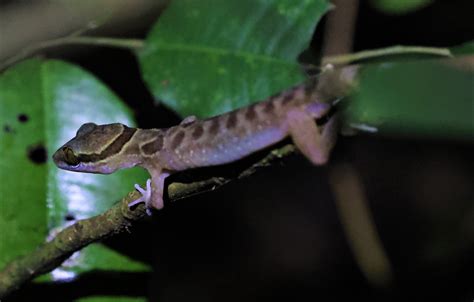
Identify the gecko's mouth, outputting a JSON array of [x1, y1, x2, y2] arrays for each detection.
[[53, 148, 118, 174]]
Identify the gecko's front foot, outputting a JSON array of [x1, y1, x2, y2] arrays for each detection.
[[128, 179, 153, 215]]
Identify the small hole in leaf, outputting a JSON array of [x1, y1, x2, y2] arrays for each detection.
[[18, 114, 29, 123], [27, 144, 47, 164], [64, 213, 76, 221]]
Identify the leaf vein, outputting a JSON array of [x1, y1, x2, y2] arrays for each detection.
[[145, 42, 298, 66]]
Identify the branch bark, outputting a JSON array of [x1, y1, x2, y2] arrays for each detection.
[[0, 143, 297, 298]]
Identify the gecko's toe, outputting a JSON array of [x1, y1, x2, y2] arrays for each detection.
[[129, 179, 153, 212], [134, 184, 146, 194], [128, 196, 145, 208], [144, 179, 152, 200]]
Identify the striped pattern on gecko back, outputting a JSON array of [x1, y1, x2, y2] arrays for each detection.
[[147, 82, 329, 171]]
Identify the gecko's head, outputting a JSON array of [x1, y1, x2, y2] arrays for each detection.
[[53, 123, 139, 174]]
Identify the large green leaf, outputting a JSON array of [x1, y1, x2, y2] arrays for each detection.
[[139, 0, 330, 118], [0, 60, 48, 272], [0, 59, 149, 284], [451, 40, 474, 56], [345, 58, 474, 140]]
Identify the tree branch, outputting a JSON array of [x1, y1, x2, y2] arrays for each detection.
[[0, 143, 296, 298], [322, 45, 452, 66], [0, 36, 144, 71]]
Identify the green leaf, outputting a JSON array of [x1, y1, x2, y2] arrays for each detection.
[[0, 60, 48, 271], [451, 40, 474, 56], [138, 0, 330, 118], [0, 59, 149, 283], [344, 58, 474, 140], [369, 0, 434, 15]]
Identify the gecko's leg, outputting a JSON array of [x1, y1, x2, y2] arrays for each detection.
[[286, 107, 338, 165], [304, 102, 331, 118], [129, 172, 170, 215], [149, 171, 170, 211]]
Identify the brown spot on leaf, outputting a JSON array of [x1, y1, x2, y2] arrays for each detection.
[[18, 113, 29, 123], [3, 124, 13, 133], [64, 213, 76, 221], [27, 143, 47, 164]]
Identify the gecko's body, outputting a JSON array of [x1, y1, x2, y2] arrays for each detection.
[[53, 67, 356, 213]]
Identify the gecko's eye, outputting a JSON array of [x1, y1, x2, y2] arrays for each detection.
[[62, 147, 80, 166]]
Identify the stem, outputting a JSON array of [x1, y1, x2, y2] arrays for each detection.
[[322, 45, 452, 65], [329, 163, 393, 288], [321, 0, 359, 57], [0, 36, 144, 71]]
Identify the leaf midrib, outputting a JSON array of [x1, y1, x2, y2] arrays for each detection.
[[144, 41, 299, 66]]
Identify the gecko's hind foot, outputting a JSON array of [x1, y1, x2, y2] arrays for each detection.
[[128, 179, 153, 215]]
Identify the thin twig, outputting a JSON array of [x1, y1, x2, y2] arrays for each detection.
[[321, 0, 359, 57], [329, 164, 393, 288], [322, 3, 393, 289], [322, 45, 452, 66], [0, 36, 144, 71]]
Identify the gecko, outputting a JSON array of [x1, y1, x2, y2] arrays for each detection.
[[53, 66, 357, 214]]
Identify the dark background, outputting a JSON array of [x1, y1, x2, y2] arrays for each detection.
[[4, 0, 473, 301]]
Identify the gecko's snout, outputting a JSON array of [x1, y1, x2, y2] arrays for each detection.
[[52, 148, 65, 167], [53, 146, 80, 168]]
